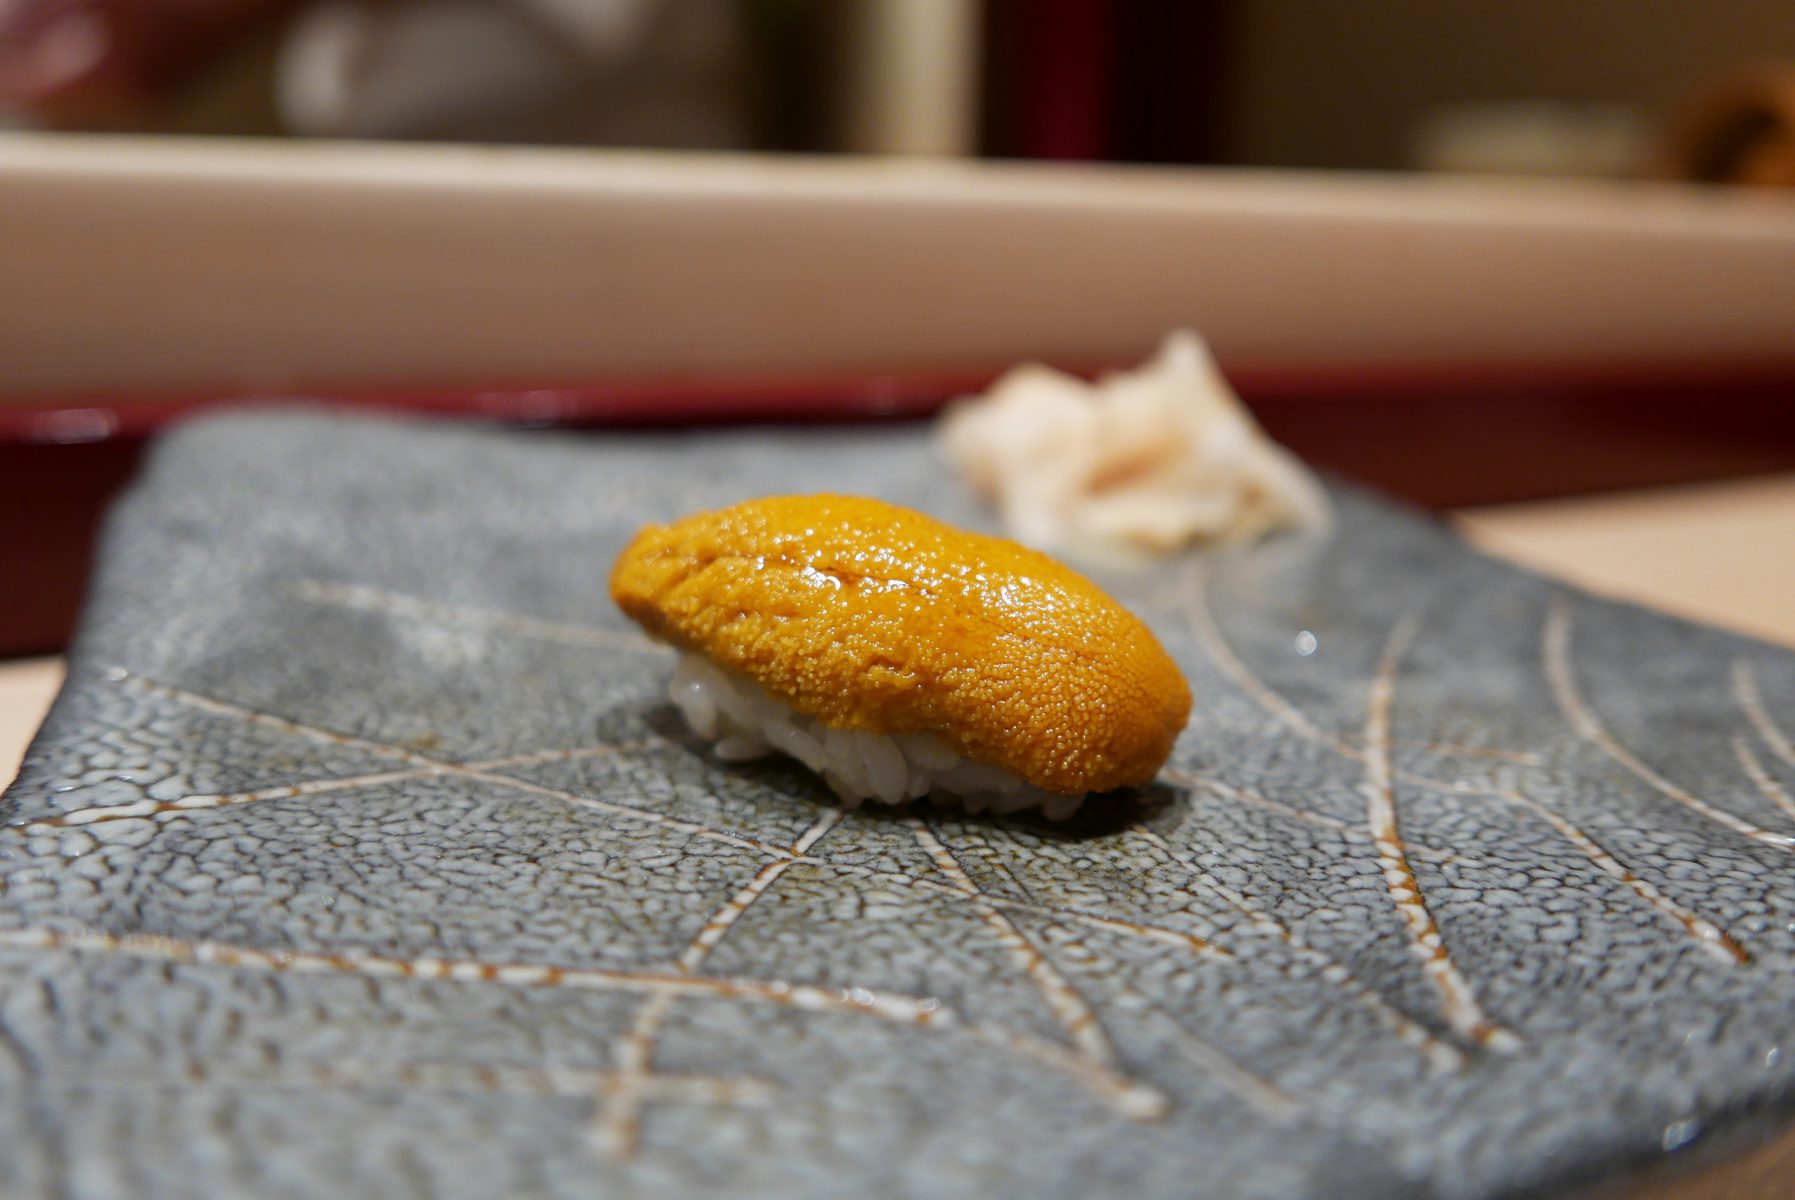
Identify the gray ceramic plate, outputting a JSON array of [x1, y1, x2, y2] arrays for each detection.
[[4, 413, 1794, 1200]]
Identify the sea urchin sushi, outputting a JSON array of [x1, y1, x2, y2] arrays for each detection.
[[610, 495, 1191, 820]]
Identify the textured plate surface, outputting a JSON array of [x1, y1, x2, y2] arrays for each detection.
[[4, 412, 1795, 1200]]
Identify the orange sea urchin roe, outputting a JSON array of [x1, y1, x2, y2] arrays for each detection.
[[609, 495, 1191, 796]]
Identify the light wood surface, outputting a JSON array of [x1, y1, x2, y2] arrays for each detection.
[[3, 134, 1794, 394], [1455, 473, 1795, 650], [1, 656, 62, 790], [4, 473, 1792, 790]]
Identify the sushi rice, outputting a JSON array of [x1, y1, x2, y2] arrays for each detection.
[[668, 652, 1085, 820]]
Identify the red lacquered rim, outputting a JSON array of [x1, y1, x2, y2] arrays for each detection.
[[3, 354, 1795, 446]]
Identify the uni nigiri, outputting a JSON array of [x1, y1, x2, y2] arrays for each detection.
[[610, 495, 1190, 819]]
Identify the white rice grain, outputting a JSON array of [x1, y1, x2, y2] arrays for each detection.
[[666, 652, 1084, 819]]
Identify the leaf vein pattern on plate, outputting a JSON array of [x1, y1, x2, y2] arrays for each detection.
[[1544, 602, 1795, 852], [1180, 565, 1753, 971], [6, 568, 1783, 1171], [594, 808, 846, 1159], [905, 817, 1167, 1119], [1361, 618, 1518, 1052]]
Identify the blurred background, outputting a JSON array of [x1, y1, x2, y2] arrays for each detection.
[[4, 0, 1795, 178], [4, 0, 1795, 776]]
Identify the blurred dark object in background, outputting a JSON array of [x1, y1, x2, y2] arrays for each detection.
[[1213, 0, 1795, 177], [0, 0, 754, 147], [8, 1, 1795, 179], [1667, 65, 1795, 187], [979, 0, 1232, 163], [0, 0, 297, 121], [274, 0, 747, 145]]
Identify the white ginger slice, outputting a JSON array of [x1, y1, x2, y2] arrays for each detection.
[[939, 329, 1331, 559]]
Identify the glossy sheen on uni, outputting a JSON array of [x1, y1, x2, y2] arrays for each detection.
[[609, 495, 1192, 796]]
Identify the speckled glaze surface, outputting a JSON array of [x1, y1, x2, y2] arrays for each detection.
[[4, 412, 1794, 1200]]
